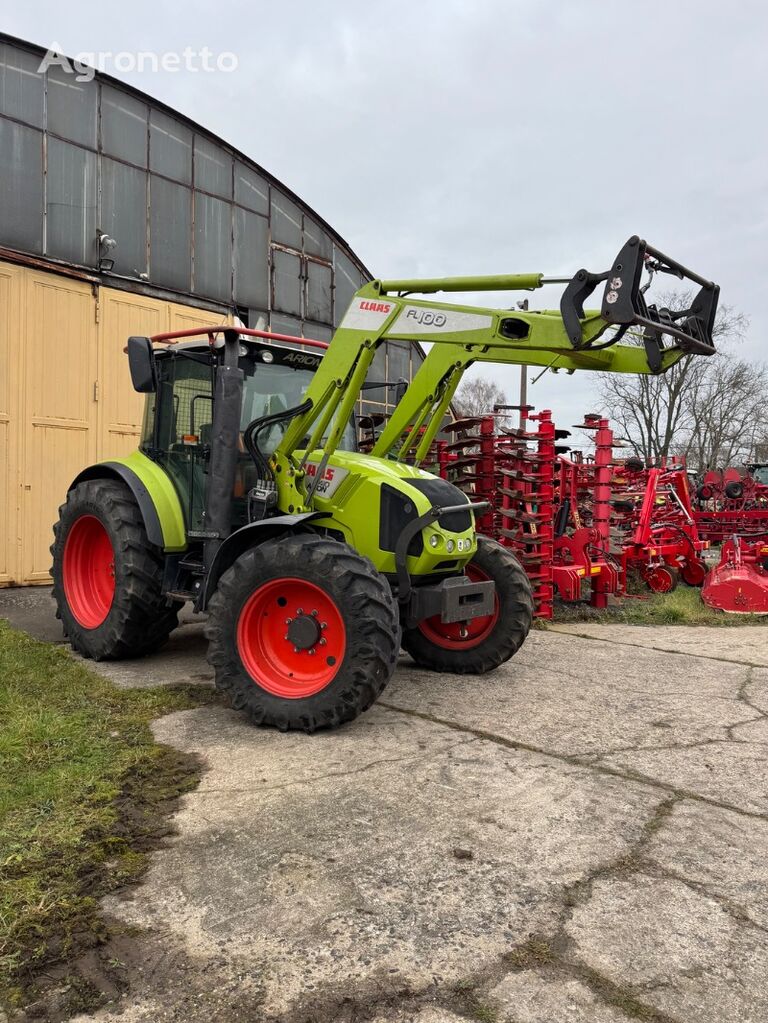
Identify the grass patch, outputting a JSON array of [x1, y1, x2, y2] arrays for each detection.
[[505, 937, 554, 969], [552, 583, 766, 627], [471, 1006, 499, 1023], [0, 620, 221, 1013]]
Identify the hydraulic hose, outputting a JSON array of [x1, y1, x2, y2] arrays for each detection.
[[242, 398, 313, 481]]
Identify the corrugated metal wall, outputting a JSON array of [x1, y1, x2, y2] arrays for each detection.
[[0, 259, 227, 585]]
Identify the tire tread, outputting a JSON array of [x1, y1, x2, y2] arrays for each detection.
[[205, 534, 400, 733], [51, 479, 179, 660], [401, 535, 533, 674]]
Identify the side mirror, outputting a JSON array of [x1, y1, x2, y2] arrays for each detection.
[[127, 336, 157, 393]]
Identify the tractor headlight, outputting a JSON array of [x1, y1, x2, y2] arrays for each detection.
[[446, 539, 455, 554], [428, 533, 440, 549]]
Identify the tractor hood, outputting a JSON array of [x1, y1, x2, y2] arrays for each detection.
[[302, 447, 447, 496], [300, 449, 478, 578]]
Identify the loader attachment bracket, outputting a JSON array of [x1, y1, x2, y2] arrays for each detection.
[[561, 236, 719, 370]]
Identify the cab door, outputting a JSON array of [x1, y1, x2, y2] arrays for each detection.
[[152, 353, 213, 532]]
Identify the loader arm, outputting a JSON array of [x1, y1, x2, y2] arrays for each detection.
[[273, 236, 718, 506]]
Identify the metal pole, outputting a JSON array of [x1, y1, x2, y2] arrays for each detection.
[[517, 299, 529, 429], [519, 364, 527, 430]]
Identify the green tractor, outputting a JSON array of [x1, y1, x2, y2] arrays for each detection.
[[52, 237, 718, 731]]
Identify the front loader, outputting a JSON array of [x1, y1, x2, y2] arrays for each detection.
[[51, 236, 719, 731]]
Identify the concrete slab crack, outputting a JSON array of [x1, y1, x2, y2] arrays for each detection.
[[589, 736, 768, 761], [547, 627, 766, 669], [377, 701, 768, 824], [478, 799, 687, 1022], [727, 666, 768, 739], [193, 737, 480, 795], [634, 861, 768, 938]]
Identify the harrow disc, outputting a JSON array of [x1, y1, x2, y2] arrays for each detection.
[[680, 558, 707, 587], [643, 565, 679, 594]]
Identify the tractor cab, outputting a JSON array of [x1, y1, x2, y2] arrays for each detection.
[[133, 331, 356, 536]]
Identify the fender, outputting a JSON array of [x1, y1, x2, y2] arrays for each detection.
[[69, 452, 187, 551], [200, 513, 324, 609]]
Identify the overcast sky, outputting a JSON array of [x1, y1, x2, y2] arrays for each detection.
[[6, 0, 767, 444]]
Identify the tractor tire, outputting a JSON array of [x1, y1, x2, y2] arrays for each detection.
[[205, 534, 401, 732], [725, 481, 744, 500], [401, 536, 533, 674], [51, 479, 180, 660]]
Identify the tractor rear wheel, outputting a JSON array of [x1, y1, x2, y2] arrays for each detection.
[[401, 536, 533, 674], [51, 479, 180, 660], [205, 534, 401, 732]]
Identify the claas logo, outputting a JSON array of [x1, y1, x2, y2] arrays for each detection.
[[359, 300, 392, 314], [305, 463, 335, 482]]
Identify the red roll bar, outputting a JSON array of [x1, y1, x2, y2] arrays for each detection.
[[148, 324, 329, 350]]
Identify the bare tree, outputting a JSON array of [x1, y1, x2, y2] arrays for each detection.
[[597, 295, 761, 467], [454, 376, 507, 418], [685, 357, 768, 469], [600, 358, 695, 461]]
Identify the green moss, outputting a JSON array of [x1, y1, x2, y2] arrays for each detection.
[[450, 977, 476, 992], [505, 937, 554, 969], [0, 620, 221, 1009], [472, 1006, 499, 1023]]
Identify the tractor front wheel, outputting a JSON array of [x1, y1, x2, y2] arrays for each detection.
[[205, 534, 401, 732], [401, 536, 533, 674], [51, 479, 180, 660]]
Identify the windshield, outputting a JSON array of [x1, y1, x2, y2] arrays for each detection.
[[239, 350, 356, 454], [753, 466, 768, 486]]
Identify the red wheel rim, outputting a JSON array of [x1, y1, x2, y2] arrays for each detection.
[[62, 515, 116, 629], [417, 564, 499, 650], [236, 578, 346, 699], [645, 567, 675, 593]]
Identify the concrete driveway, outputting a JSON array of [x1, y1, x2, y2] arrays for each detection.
[[2, 588, 768, 1023]]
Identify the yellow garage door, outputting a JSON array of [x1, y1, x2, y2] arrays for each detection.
[[98, 294, 230, 459], [99, 289, 165, 459], [21, 273, 98, 583], [0, 263, 22, 584], [0, 259, 231, 586], [169, 302, 229, 335]]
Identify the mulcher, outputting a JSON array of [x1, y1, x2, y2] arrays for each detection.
[[52, 236, 719, 731]]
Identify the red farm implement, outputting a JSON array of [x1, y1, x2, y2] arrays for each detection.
[[551, 415, 621, 609], [430, 407, 710, 616], [702, 536, 768, 614], [693, 467, 768, 543], [610, 462, 709, 592], [435, 409, 562, 618]]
